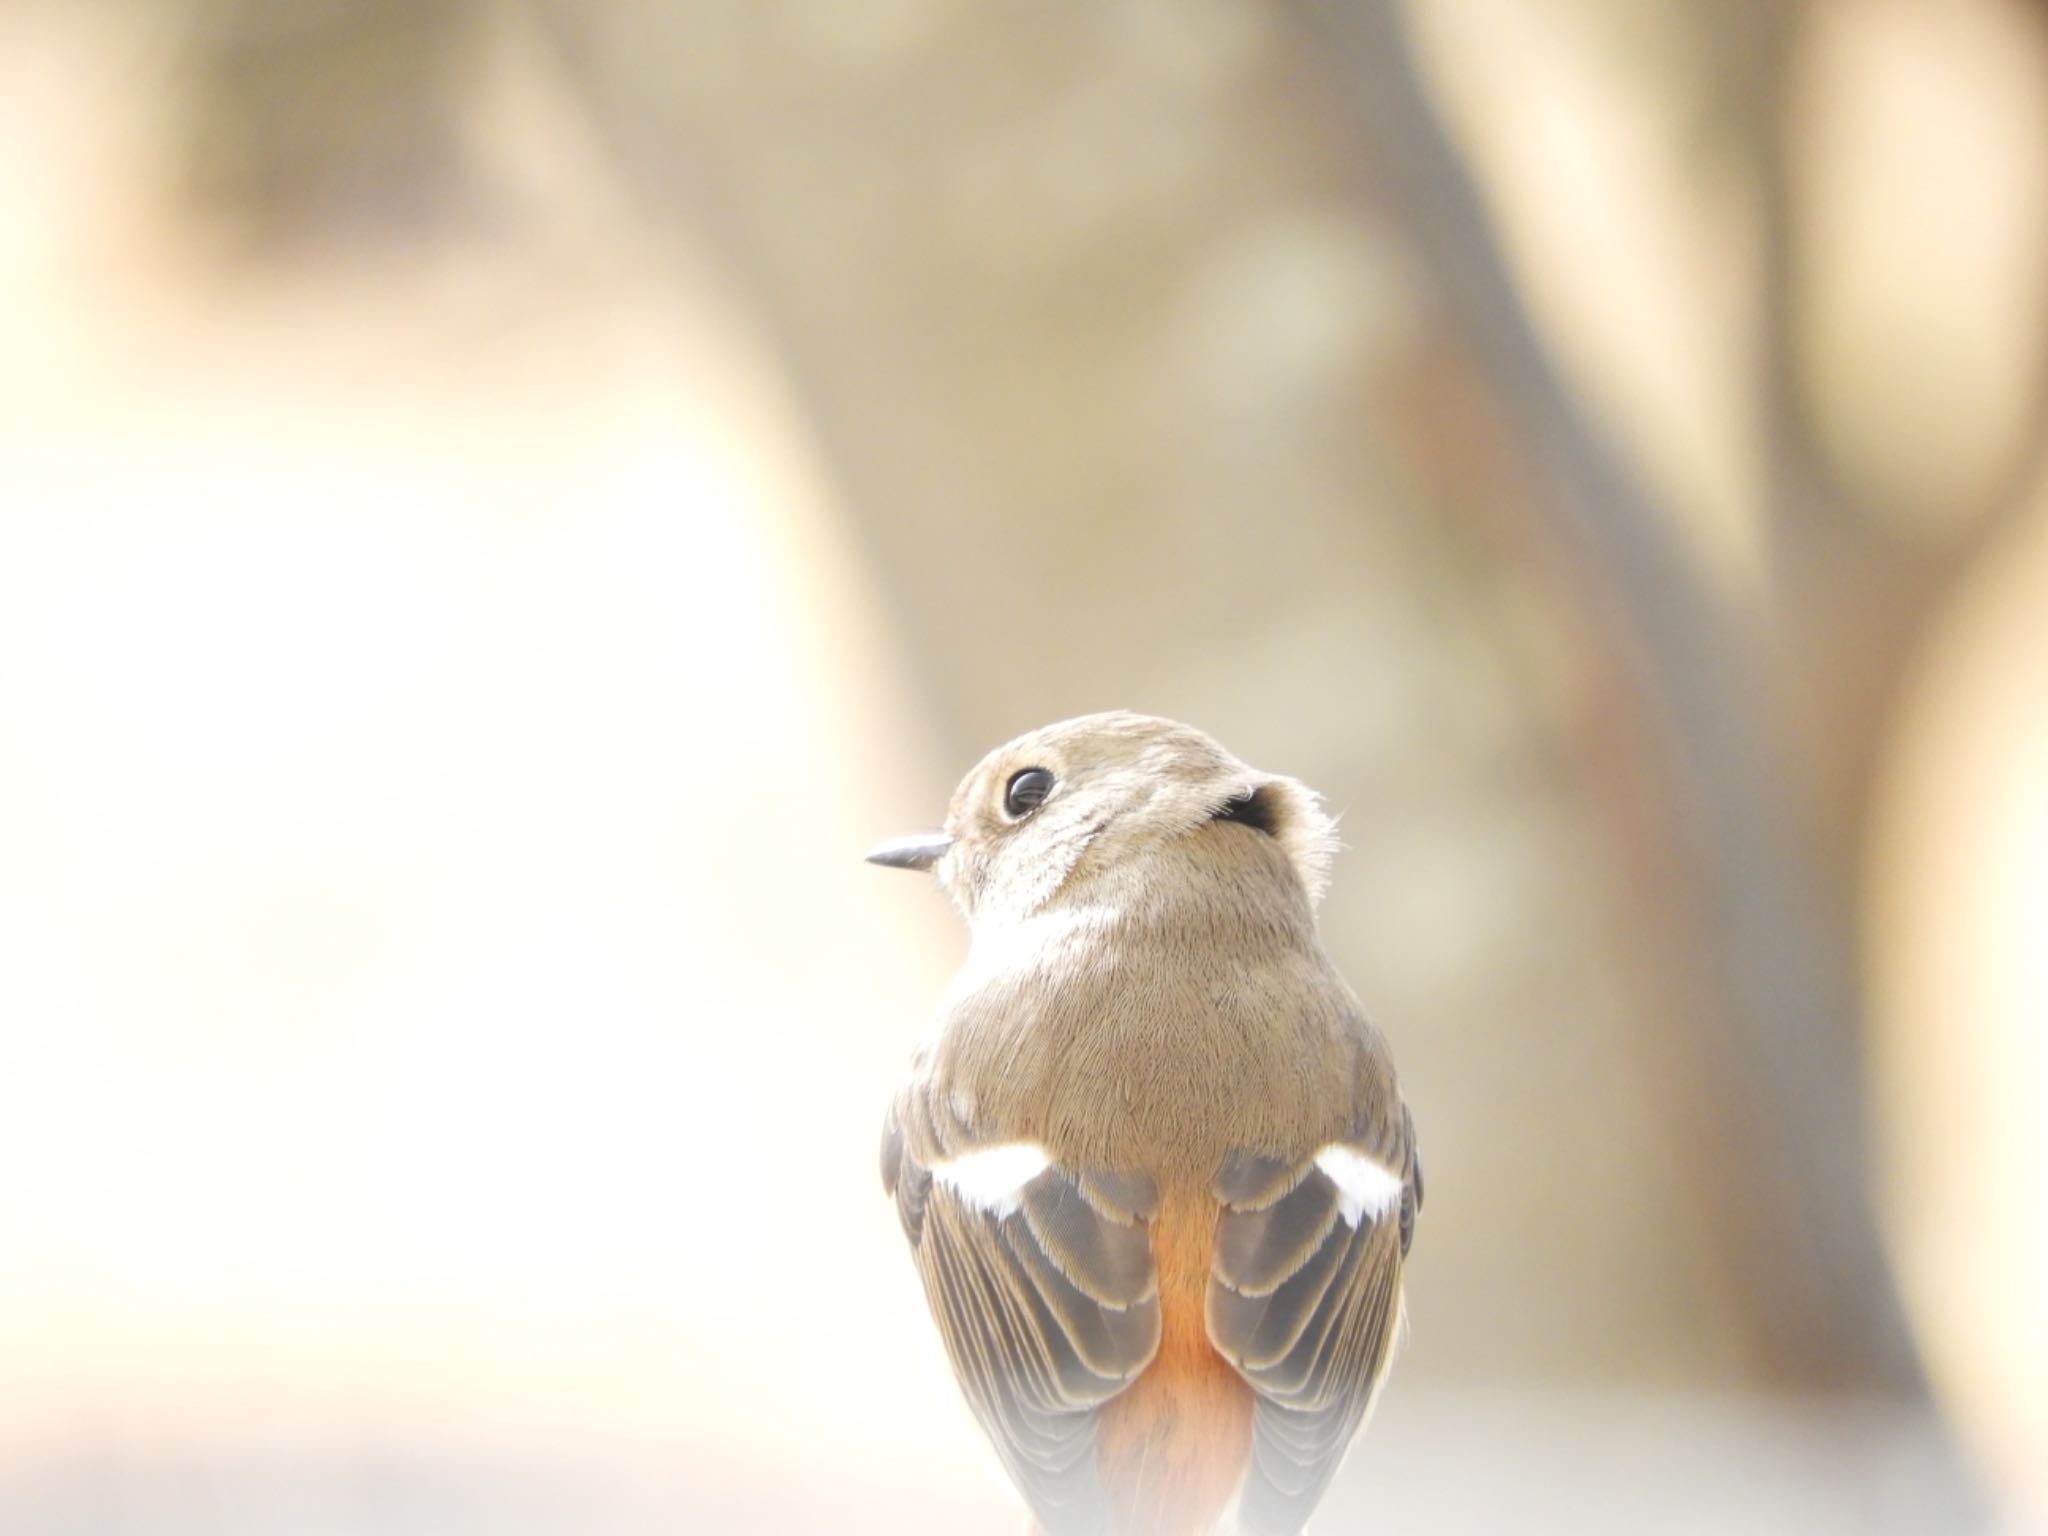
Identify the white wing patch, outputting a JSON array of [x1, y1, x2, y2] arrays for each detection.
[[1314, 1144, 1404, 1229], [932, 1142, 1052, 1218]]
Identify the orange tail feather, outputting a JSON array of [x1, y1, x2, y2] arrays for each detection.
[[1095, 1191, 1253, 1536]]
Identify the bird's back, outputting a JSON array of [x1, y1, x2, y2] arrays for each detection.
[[911, 824, 1398, 1535], [933, 822, 1383, 1175]]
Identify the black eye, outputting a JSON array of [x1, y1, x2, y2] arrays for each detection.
[[1004, 767, 1056, 818]]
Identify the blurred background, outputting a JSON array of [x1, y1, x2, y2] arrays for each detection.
[[1, 0, 2043, 1531]]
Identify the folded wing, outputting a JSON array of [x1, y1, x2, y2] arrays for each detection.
[[883, 1095, 1163, 1536], [1208, 1103, 1421, 1536]]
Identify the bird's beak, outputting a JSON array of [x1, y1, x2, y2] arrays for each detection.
[[865, 831, 953, 872]]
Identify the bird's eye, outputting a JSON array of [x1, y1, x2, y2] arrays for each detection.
[[1003, 767, 1056, 818]]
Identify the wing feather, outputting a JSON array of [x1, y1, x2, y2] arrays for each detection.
[[1209, 1100, 1421, 1536], [882, 1097, 1161, 1535]]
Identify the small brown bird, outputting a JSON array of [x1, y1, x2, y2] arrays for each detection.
[[870, 712, 1420, 1536]]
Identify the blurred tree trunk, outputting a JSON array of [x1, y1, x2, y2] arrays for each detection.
[[1302, 0, 2033, 1433], [1299, 0, 1922, 1396]]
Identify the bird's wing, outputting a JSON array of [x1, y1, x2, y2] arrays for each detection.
[[882, 1090, 1162, 1536], [1208, 1099, 1421, 1536]]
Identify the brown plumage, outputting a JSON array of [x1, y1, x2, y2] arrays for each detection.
[[872, 713, 1420, 1536]]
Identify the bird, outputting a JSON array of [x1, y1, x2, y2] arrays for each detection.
[[869, 711, 1420, 1536]]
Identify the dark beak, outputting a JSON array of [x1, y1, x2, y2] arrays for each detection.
[[864, 831, 953, 872]]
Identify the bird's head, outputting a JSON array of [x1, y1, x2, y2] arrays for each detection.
[[865, 711, 1336, 925]]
